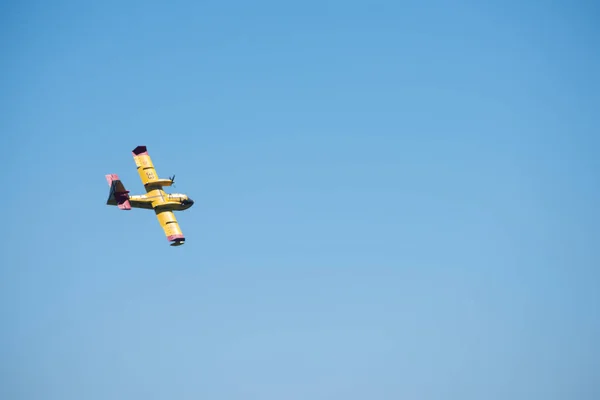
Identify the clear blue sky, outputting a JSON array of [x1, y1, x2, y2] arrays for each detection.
[[1, 1, 599, 399]]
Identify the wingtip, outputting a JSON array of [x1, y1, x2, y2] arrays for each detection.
[[168, 234, 185, 246], [132, 146, 148, 156]]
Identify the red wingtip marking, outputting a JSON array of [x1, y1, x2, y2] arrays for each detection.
[[132, 146, 148, 156], [167, 234, 185, 241]]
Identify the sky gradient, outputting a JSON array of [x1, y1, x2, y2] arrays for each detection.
[[1, 1, 599, 399]]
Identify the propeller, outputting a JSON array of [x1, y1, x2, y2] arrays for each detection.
[[169, 174, 176, 188]]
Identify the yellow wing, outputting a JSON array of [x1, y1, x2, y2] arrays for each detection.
[[155, 209, 185, 246], [132, 145, 160, 186], [132, 146, 175, 189]]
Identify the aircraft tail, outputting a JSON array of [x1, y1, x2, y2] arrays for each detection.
[[105, 174, 131, 210]]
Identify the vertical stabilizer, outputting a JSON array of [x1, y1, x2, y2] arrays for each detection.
[[105, 174, 132, 210]]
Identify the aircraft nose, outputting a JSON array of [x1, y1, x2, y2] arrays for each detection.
[[184, 198, 194, 206]]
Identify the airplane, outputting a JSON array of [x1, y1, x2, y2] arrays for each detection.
[[105, 145, 194, 246]]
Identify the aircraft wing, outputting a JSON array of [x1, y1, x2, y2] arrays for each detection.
[[155, 209, 186, 246], [132, 145, 160, 186]]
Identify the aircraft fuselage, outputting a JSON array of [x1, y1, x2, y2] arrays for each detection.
[[127, 188, 195, 211]]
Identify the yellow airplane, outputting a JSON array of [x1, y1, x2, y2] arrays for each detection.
[[105, 146, 194, 246]]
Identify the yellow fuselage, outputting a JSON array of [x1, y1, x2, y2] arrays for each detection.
[[128, 187, 194, 211]]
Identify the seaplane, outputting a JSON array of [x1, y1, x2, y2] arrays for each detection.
[[105, 146, 194, 246]]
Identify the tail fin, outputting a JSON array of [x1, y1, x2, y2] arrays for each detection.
[[105, 174, 132, 210]]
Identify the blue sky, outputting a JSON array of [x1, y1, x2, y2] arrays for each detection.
[[1, 1, 599, 398]]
